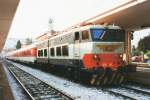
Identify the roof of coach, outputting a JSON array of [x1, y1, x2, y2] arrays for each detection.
[[48, 24, 122, 40], [5, 50, 15, 56], [36, 38, 49, 45], [6, 43, 36, 56], [17, 43, 36, 52], [76, 24, 121, 30]]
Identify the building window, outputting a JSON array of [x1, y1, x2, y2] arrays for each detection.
[[56, 46, 61, 56], [75, 32, 80, 40], [62, 45, 69, 56], [82, 30, 89, 40], [50, 48, 55, 56], [44, 49, 47, 57]]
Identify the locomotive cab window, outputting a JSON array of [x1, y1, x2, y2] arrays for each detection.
[[62, 45, 69, 56], [50, 48, 55, 56], [75, 32, 80, 40], [56, 47, 61, 56], [44, 49, 47, 57], [91, 29, 125, 42], [82, 30, 89, 40]]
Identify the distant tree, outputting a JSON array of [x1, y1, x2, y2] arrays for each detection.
[[132, 45, 136, 56], [132, 45, 140, 56], [146, 51, 150, 59], [16, 40, 21, 49], [137, 35, 150, 53], [25, 38, 32, 45]]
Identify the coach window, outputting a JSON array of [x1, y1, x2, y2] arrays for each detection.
[[41, 50, 43, 57], [44, 49, 47, 57], [62, 45, 69, 56], [82, 30, 89, 40], [38, 50, 40, 57], [50, 48, 55, 56], [56, 46, 61, 56], [75, 32, 80, 40]]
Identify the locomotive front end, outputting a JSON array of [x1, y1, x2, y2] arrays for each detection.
[[83, 26, 125, 70], [82, 25, 126, 85]]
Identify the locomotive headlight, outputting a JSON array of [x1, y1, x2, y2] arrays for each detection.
[[120, 54, 123, 58], [93, 54, 100, 61], [94, 55, 98, 59]]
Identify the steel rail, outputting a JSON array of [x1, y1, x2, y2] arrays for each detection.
[[121, 85, 150, 95], [101, 88, 136, 100]]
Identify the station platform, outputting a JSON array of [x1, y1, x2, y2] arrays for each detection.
[[0, 61, 14, 100], [127, 71, 150, 86]]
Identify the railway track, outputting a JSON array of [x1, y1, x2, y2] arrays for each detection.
[[5, 61, 150, 100], [132, 62, 150, 68], [121, 85, 150, 95], [101, 84, 150, 100], [101, 88, 136, 100], [6, 62, 74, 100]]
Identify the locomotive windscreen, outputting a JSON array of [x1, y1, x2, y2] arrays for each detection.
[[91, 29, 125, 42]]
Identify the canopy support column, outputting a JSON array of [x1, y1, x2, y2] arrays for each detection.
[[125, 31, 132, 64]]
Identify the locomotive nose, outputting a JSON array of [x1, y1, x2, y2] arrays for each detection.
[[83, 54, 124, 70]]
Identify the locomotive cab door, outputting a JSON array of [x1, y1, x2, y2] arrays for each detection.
[[74, 31, 81, 59]]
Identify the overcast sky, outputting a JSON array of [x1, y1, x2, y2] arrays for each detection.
[[7, 0, 131, 38], [4, 0, 150, 48]]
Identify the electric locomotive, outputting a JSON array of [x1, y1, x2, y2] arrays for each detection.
[[36, 24, 128, 85]]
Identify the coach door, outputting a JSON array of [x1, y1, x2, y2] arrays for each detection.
[[74, 31, 80, 59]]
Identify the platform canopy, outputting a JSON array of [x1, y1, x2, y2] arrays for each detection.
[[0, 0, 20, 52], [84, 0, 150, 31]]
